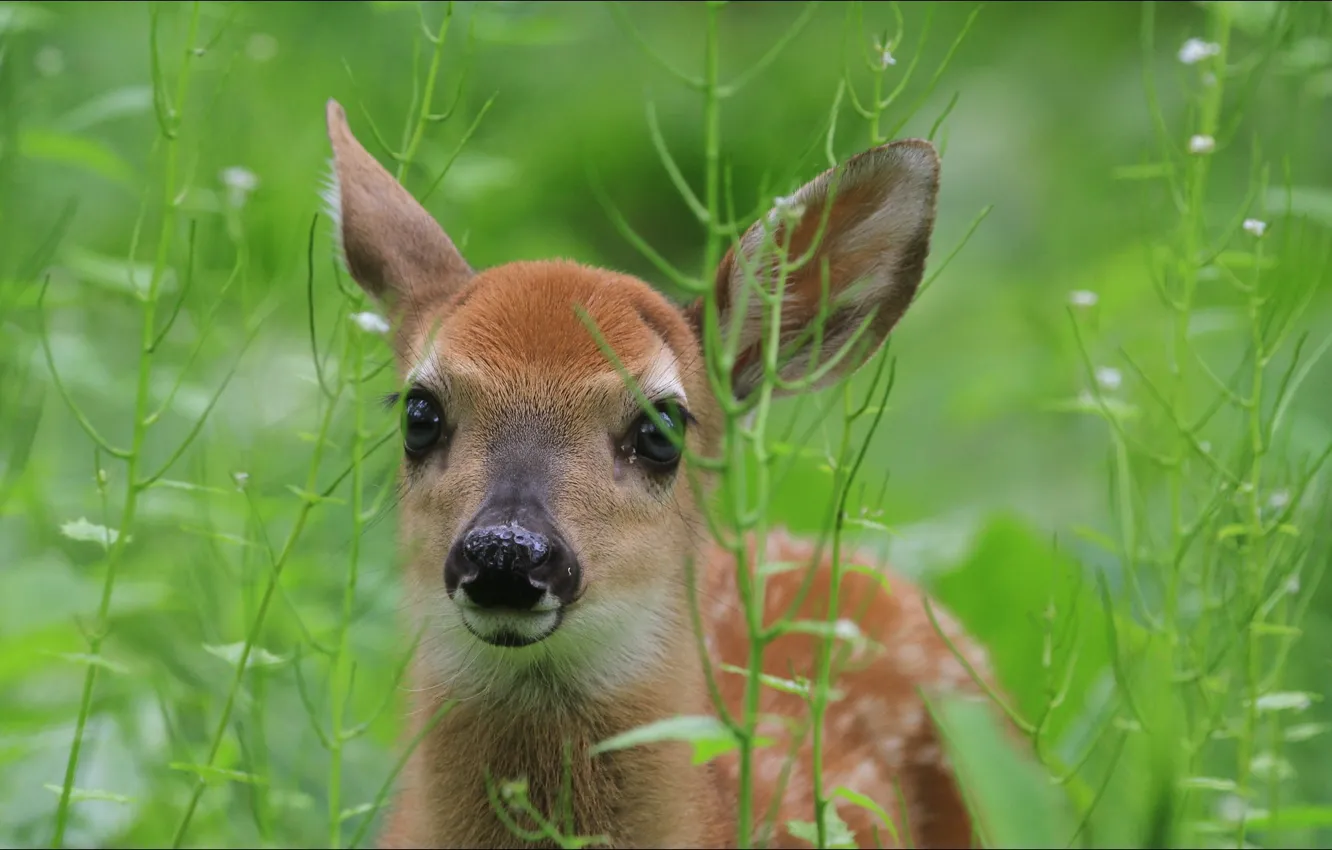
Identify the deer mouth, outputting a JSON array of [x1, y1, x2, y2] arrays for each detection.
[[455, 603, 565, 648]]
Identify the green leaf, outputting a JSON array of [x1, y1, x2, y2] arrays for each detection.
[[930, 515, 1119, 749], [53, 652, 130, 675], [1284, 722, 1329, 743], [19, 129, 136, 186], [786, 802, 858, 849], [590, 715, 740, 765], [62, 245, 175, 298], [57, 85, 154, 133], [339, 802, 377, 822], [934, 696, 1071, 848], [829, 786, 899, 844], [717, 662, 845, 702], [1251, 691, 1316, 713], [42, 784, 135, 804], [149, 478, 233, 496], [204, 642, 289, 669], [285, 485, 345, 506], [169, 762, 267, 785]]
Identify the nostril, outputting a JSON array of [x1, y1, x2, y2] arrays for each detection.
[[458, 568, 544, 610]]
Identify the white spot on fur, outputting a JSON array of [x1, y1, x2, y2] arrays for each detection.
[[847, 758, 880, 791], [876, 732, 905, 767], [896, 641, 928, 676], [913, 742, 941, 766]]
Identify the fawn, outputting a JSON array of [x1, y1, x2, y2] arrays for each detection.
[[322, 98, 992, 849]]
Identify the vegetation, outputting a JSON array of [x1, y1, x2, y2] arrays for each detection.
[[0, 1, 1329, 847]]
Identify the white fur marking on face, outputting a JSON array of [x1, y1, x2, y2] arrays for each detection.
[[406, 350, 444, 388], [636, 344, 687, 407], [414, 576, 676, 705], [554, 588, 673, 692], [458, 606, 560, 644]]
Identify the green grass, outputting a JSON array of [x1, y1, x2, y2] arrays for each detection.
[[1, 1, 1331, 847]]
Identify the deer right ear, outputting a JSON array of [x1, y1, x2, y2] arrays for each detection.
[[322, 98, 473, 316]]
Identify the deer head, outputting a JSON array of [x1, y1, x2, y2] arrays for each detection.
[[322, 98, 940, 701]]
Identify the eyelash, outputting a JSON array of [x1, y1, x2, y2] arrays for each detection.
[[643, 399, 695, 425]]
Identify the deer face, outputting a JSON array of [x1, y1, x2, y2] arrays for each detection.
[[322, 99, 940, 697], [386, 261, 719, 690]]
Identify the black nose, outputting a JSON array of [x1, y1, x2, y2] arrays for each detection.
[[445, 521, 575, 610]]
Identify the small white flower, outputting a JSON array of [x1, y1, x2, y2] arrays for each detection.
[[1069, 289, 1099, 308], [1179, 38, 1221, 65], [232, 471, 250, 490], [1094, 366, 1122, 391], [1285, 574, 1301, 595], [350, 311, 391, 335], [872, 36, 897, 70], [1267, 489, 1290, 510], [1243, 218, 1267, 237], [1188, 134, 1216, 155], [220, 166, 259, 208]]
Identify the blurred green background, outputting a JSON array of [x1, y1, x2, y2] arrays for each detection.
[[1, 1, 1330, 847]]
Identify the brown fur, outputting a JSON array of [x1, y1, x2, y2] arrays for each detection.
[[322, 98, 990, 849]]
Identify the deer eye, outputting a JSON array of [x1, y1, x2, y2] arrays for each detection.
[[402, 390, 444, 457], [631, 402, 686, 469]]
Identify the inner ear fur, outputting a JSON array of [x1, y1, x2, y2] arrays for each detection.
[[690, 139, 941, 400]]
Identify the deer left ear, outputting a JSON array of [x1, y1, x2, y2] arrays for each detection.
[[691, 139, 941, 400], [323, 98, 474, 319]]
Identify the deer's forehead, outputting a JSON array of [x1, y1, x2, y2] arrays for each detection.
[[403, 261, 696, 406]]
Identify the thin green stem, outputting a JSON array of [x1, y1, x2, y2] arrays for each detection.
[[171, 380, 346, 847], [51, 4, 203, 845]]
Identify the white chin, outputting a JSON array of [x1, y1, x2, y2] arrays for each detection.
[[458, 606, 562, 648]]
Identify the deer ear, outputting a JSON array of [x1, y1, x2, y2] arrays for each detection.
[[693, 140, 940, 400], [322, 98, 473, 316]]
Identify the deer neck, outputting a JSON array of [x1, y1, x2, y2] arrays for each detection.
[[400, 604, 735, 848]]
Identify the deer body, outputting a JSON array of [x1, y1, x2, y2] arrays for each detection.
[[322, 99, 990, 849]]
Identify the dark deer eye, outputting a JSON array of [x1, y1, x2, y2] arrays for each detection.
[[402, 390, 444, 457], [631, 402, 687, 469]]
